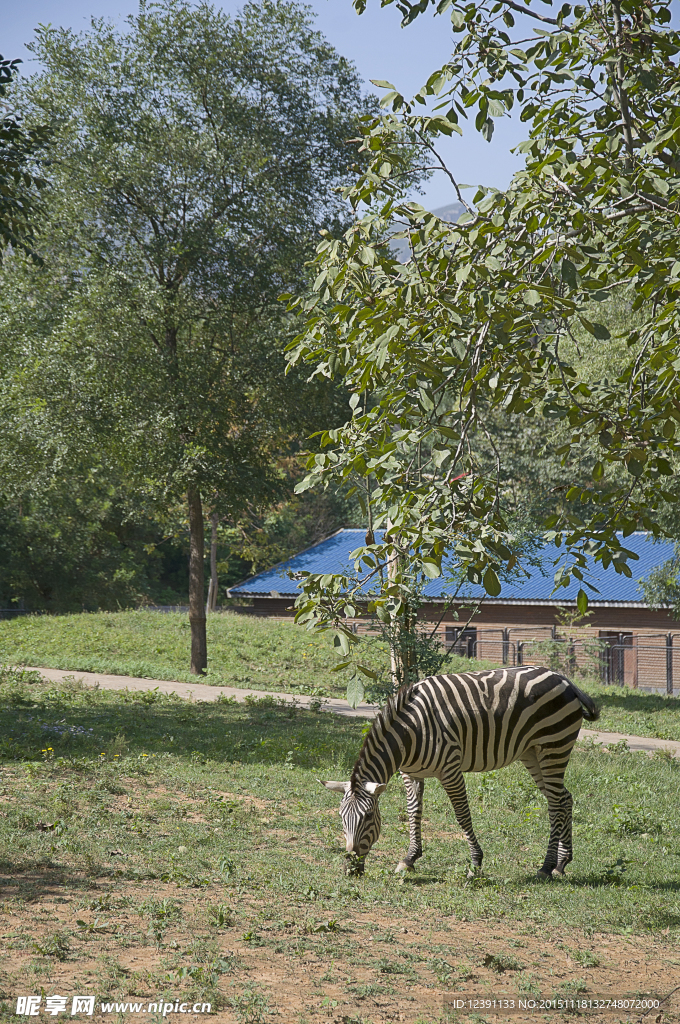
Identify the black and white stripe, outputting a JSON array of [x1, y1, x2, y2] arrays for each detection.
[[323, 666, 599, 878]]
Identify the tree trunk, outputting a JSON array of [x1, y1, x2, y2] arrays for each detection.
[[387, 536, 414, 691], [206, 512, 219, 613], [188, 487, 207, 674]]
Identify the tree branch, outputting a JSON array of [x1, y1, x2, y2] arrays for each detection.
[[502, 1, 559, 25]]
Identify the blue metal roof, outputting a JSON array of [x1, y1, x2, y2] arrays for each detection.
[[228, 529, 676, 607]]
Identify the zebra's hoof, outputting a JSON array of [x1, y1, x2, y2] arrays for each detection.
[[466, 866, 484, 880], [395, 861, 414, 874], [536, 869, 552, 882], [552, 867, 566, 879]]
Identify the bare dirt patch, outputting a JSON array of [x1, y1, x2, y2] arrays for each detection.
[[2, 872, 680, 1023]]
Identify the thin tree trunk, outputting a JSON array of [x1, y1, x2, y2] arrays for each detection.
[[387, 535, 413, 691], [188, 487, 207, 674], [206, 512, 218, 613]]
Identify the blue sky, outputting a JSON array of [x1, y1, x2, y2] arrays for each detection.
[[3, 0, 527, 209]]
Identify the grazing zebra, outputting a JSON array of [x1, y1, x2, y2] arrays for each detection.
[[322, 666, 599, 879]]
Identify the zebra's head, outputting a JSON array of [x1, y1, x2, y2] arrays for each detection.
[[322, 779, 386, 870]]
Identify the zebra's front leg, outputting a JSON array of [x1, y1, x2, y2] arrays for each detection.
[[395, 773, 424, 873], [440, 769, 484, 876]]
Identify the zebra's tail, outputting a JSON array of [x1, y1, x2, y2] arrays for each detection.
[[568, 680, 600, 722]]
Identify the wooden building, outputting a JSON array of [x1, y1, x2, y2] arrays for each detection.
[[228, 529, 680, 694]]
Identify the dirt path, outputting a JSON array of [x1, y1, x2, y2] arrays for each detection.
[[28, 665, 680, 757]]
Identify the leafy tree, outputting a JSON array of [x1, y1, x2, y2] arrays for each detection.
[[0, 475, 191, 612], [287, 0, 680, 691], [2, 0, 372, 670], [0, 55, 50, 260]]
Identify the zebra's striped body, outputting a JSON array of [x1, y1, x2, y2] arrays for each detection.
[[323, 666, 599, 878]]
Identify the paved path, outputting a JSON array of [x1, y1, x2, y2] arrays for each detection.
[[27, 666, 680, 757]]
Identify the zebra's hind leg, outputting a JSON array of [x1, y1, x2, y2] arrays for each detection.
[[439, 768, 484, 876], [521, 746, 572, 880], [395, 773, 424, 873], [553, 788, 574, 877]]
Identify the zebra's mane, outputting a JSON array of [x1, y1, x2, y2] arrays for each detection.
[[349, 682, 415, 793]]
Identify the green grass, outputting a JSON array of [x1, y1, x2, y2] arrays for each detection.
[[580, 679, 680, 742], [0, 610, 356, 696], [1, 666, 680, 937], [0, 610, 496, 700], [4, 611, 680, 743]]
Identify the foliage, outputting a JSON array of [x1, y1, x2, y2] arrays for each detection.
[[286, 0, 680, 684], [217, 460, 362, 585], [0, 477, 191, 612], [5, 0, 369, 506], [0, 54, 50, 260], [0, 0, 374, 666], [640, 543, 680, 618]]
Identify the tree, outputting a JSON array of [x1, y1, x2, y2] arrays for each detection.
[[287, 0, 680, 692], [0, 55, 50, 260], [2, 0, 372, 670]]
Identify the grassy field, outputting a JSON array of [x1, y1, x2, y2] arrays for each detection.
[[0, 611, 499, 701], [1, 667, 680, 1022], [4, 611, 680, 744]]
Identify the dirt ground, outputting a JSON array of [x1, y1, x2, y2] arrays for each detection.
[[2, 869, 680, 1024]]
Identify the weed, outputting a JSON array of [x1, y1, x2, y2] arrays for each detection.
[[569, 948, 600, 967], [603, 858, 630, 884], [76, 917, 110, 937], [303, 919, 340, 934], [176, 957, 233, 987], [32, 932, 70, 960], [430, 957, 455, 985], [207, 903, 233, 928], [610, 804, 662, 836], [607, 739, 631, 754], [140, 898, 181, 945], [559, 978, 589, 995], [377, 958, 415, 977], [229, 986, 271, 1024], [483, 953, 522, 973]]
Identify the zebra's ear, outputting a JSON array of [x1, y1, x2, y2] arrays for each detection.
[[320, 780, 350, 794], [363, 782, 387, 797]]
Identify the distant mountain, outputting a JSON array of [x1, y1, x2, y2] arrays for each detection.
[[431, 201, 465, 222], [390, 200, 465, 261]]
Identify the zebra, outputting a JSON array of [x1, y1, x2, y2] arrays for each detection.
[[322, 666, 599, 879]]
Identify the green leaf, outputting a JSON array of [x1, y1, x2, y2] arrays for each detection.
[[483, 567, 501, 597], [356, 663, 378, 680], [333, 632, 350, 656], [592, 461, 604, 481], [480, 118, 494, 142], [576, 588, 588, 616], [561, 259, 577, 288], [579, 317, 610, 340], [431, 445, 450, 468], [346, 675, 365, 709], [422, 558, 441, 579]]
